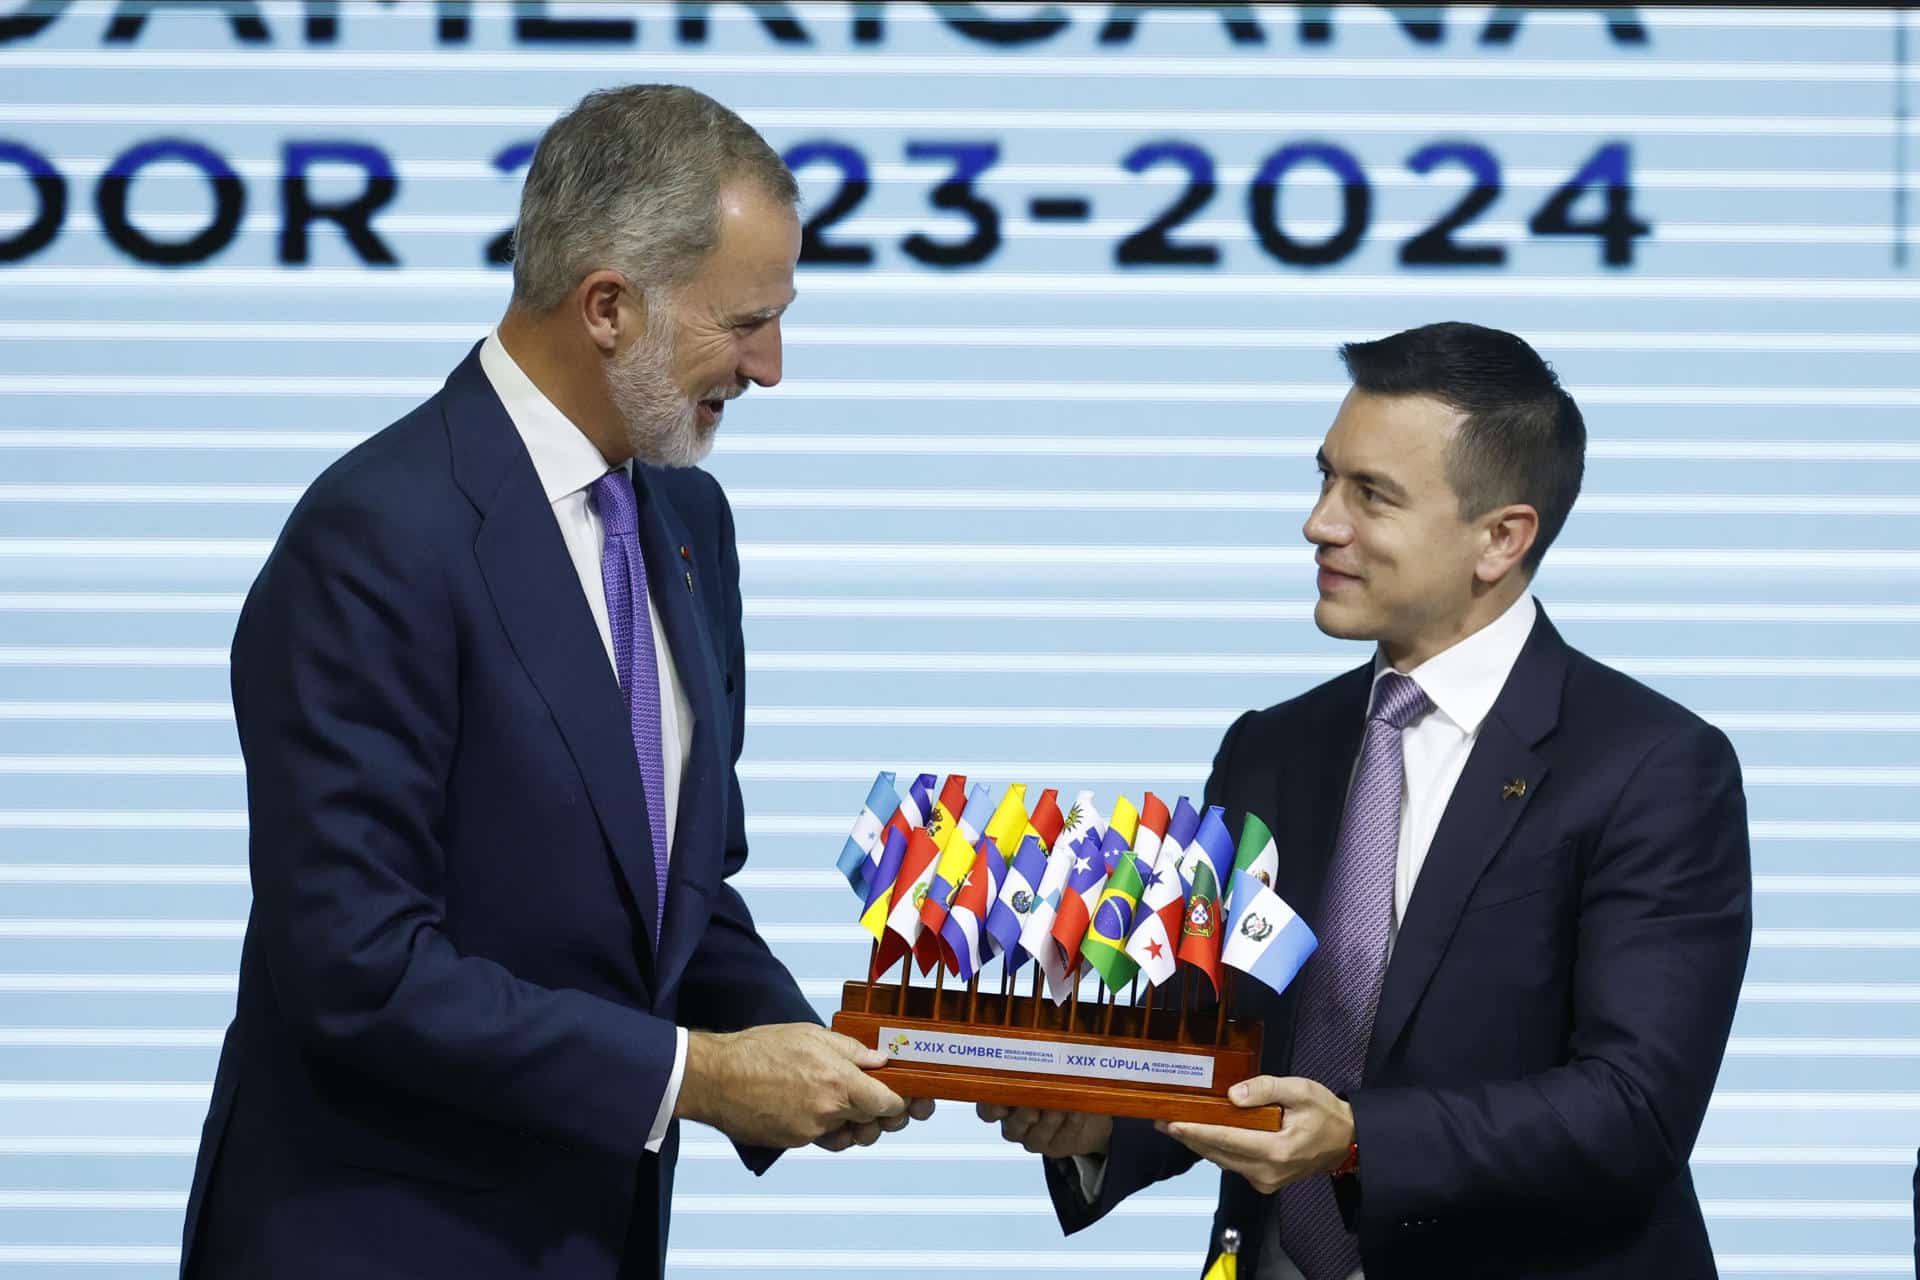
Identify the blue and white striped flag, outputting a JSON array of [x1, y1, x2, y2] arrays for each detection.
[[835, 771, 901, 899]]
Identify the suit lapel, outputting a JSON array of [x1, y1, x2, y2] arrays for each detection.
[[1364, 613, 1568, 1078], [631, 466, 730, 987], [445, 348, 663, 958]]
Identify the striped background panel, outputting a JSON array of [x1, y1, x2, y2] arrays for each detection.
[[0, 3, 1915, 1276]]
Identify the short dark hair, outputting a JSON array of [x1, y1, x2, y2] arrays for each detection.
[[1339, 322, 1585, 573]]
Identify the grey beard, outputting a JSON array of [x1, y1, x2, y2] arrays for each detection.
[[605, 313, 711, 469]]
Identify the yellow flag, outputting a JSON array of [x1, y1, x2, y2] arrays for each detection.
[[981, 783, 1029, 865], [1201, 1252, 1235, 1280], [1108, 793, 1140, 848]]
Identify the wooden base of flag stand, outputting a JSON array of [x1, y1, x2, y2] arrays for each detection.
[[831, 980, 1281, 1131]]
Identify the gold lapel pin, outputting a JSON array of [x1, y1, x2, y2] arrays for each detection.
[[1501, 777, 1528, 800]]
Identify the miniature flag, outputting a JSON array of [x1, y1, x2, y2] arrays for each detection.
[[1017, 788, 1102, 979], [872, 826, 943, 978], [1081, 840, 1146, 991], [917, 783, 994, 973], [984, 832, 1048, 970], [858, 824, 910, 943], [881, 772, 938, 850], [1177, 804, 1234, 995], [1106, 793, 1140, 855], [1048, 822, 1119, 989], [1164, 795, 1202, 891], [940, 835, 1001, 980], [1228, 811, 1279, 910], [1132, 792, 1170, 871], [1124, 827, 1187, 988], [834, 771, 901, 900], [1025, 787, 1066, 851], [1222, 867, 1318, 998], [981, 784, 1030, 867]]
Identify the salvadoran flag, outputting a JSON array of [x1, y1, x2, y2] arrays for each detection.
[[916, 783, 994, 973], [1222, 867, 1318, 998], [984, 832, 1048, 970], [834, 771, 900, 900]]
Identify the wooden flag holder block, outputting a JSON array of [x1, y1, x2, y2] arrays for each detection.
[[831, 980, 1281, 1131]]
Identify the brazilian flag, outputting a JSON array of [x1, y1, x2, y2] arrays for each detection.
[[1080, 848, 1146, 991]]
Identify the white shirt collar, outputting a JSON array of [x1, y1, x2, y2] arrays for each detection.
[[478, 328, 625, 502], [1373, 592, 1538, 736]]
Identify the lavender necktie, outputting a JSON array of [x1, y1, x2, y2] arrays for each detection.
[[590, 469, 670, 933], [1275, 669, 1431, 1280]]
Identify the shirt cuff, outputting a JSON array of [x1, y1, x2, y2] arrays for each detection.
[[646, 1026, 688, 1154], [1070, 1152, 1107, 1203]]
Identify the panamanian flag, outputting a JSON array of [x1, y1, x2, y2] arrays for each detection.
[[1177, 804, 1235, 995], [834, 771, 901, 900], [984, 832, 1048, 970], [1222, 867, 1318, 997], [1125, 822, 1188, 988]]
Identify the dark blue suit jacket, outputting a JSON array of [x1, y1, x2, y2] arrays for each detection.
[[180, 348, 816, 1279], [1048, 611, 1753, 1279]]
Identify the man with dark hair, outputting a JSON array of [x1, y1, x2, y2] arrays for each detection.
[[982, 322, 1752, 1279], [179, 84, 927, 1280]]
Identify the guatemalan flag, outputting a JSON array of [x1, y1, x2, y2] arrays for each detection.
[[1222, 867, 1318, 997], [834, 771, 901, 901], [985, 832, 1049, 970]]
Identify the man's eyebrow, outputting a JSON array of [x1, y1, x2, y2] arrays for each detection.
[[1317, 449, 1409, 500], [732, 292, 796, 325]]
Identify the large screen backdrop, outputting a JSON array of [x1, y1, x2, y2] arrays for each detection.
[[1, 3, 1915, 1275]]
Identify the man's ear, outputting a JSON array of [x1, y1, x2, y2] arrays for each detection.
[[575, 270, 633, 355], [1477, 503, 1539, 584]]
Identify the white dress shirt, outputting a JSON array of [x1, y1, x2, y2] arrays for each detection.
[[478, 330, 694, 1153], [1077, 592, 1540, 1280]]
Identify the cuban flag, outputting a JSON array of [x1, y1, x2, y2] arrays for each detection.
[[939, 835, 999, 981], [1222, 867, 1318, 998], [985, 832, 1048, 970], [834, 771, 901, 900]]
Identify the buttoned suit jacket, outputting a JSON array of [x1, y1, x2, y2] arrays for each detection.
[[1048, 610, 1752, 1279], [180, 346, 816, 1279]]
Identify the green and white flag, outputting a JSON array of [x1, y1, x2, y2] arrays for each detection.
[[1228, 811, 1279, 910]]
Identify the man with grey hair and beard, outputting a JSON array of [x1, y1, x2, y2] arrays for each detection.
[[179, 84, 926, 1280]]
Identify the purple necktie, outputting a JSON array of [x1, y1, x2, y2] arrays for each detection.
[[1276, 669, 1430, 1280], [590, 469, 669, 934]]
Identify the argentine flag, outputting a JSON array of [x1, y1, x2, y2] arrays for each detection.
[[1221, 867, 1318, 998]]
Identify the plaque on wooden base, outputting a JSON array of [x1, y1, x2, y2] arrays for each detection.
[[831, 979, 1281, 1131]]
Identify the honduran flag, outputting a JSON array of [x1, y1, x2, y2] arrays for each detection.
[[1228, 810, 1280, 910], [1081, 839, 1147, 991], [916, 783, 994, 973], [984, 832, 1049, 970], [1222, 867, 1318, 998], [834, 771, 901, 900], [1176, 804, 1235, 995]]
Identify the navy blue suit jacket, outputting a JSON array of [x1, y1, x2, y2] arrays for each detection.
[[180, 348, 816, 1279], [1048, 611, 1752, 1278]]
